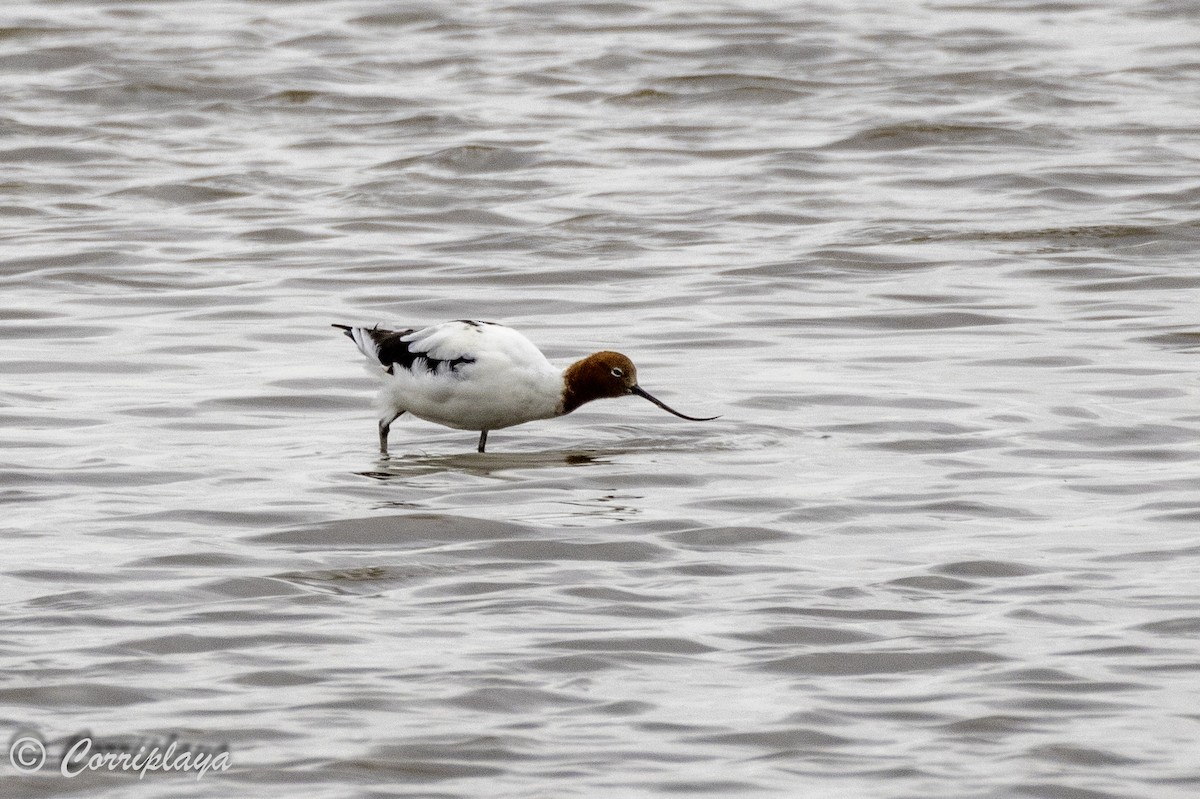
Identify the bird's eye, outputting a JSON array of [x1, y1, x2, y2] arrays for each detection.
[[611, 367, 624, 377]]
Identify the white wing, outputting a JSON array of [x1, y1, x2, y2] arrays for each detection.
[[336, 320, 552, 374], [402, 321, 549, 370]]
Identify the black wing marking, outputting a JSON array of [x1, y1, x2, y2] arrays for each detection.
[[333, 324, 475, 375]]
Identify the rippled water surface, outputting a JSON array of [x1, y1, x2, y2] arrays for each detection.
[[4, 1, 1200, 796]]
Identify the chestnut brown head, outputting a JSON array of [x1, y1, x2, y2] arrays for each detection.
[[561, 351, 637, 413], [561, 351, 719, 421]]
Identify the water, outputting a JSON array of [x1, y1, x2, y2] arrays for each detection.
[[4, 1, 1200, 796]]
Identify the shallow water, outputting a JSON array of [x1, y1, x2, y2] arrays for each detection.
[[4, 1, 1200, 796]]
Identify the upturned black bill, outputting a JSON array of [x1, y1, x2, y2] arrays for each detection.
[[631, 386, 720, 421]]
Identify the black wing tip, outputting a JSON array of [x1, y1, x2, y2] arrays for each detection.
[[333, 323, 395, 340]]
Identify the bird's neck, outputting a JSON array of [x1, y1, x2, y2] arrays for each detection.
[[558, 358, 595, 416]]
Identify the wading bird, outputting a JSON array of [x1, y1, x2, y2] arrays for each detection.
[[333, 320, 719, 454]]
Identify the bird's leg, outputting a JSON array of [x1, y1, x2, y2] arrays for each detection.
[[379, 411, 404, 455], [477, 430, 488, 453]]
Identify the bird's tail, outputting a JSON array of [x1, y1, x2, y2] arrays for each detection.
[[332, 324, 391, 366]]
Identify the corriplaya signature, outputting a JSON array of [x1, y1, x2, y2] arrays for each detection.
[[8, 728, 231, 780]]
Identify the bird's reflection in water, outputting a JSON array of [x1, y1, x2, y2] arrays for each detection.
[[357, 449, 605, 480]]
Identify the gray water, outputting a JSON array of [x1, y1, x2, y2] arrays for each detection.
[[4, 1, 1200, 797]]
